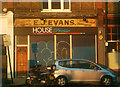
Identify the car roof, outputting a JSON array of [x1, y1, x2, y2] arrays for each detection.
[[55, 59, 91, 62]]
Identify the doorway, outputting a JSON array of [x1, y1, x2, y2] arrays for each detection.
[[17, 47, 28, 76]]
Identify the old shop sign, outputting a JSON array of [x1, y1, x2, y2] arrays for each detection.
[[15, 19, 96, 27], [33, 27, 70, 34]]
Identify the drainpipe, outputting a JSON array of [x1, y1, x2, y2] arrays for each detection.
[[105, 1, 108, 66]]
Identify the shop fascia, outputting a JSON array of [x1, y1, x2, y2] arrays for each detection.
[[15, 18, 96, 34], [14, 18, 96, 28]]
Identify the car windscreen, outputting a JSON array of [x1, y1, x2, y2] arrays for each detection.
[[98, 64, 108, 69]]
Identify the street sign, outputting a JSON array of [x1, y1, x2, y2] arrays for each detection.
[[3, 35, 11, 46]]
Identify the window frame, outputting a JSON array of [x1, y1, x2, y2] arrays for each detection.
[[107, 27, 119, 41], [42, 0, 71, 12]]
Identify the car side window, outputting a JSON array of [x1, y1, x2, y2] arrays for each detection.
[[72, 61, 99, 70], [59, 60, 79, 68], [70, 61, 81, 68], [59, 60, 70, 67], [79, 61, 101, 70], [59, 61, 66, 67], [58, 60, 101, 70]]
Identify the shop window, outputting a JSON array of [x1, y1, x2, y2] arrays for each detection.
[[72, 35, 95, 60], [56, 35, 70, 59], [42, 0, 71, 12], [30, 35, 54, 66], [17, 36, 28, 45]]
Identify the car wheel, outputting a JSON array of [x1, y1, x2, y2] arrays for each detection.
[[56, 76, 67, 86], [101, 76, 112, 86]]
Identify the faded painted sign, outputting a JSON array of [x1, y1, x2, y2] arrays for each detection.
[[14, 18, 96, 27]]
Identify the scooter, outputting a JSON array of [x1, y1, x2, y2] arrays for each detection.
[[26, 64, 55, 86]]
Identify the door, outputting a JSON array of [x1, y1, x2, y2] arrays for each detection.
[[17, 47, 28, 76], [71, 60, 102, 82]]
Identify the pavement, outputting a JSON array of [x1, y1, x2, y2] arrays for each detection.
[[2, 77, 26, 87], [12, 77, 26, 86], [2, 76, 120, 87]]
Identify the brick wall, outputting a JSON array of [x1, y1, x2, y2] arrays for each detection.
[[2, 2, 120, 17], [108, 2, 120, 14]]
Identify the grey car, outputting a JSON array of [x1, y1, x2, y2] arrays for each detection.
[[51, 59, 117, 86]]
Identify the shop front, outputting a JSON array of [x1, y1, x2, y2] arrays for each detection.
[[14, 18, 97, 76]]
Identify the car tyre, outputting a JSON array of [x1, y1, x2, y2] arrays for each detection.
[[101, 76, 112, 86], [56, 76, 67, 86]]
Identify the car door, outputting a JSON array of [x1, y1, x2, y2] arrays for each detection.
[[68, 60, 84, 81], [70, 60, 103, 82], [77, 60, 103, 82]]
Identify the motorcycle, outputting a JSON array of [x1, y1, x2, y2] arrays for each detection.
[[26, 64, 55, 86]]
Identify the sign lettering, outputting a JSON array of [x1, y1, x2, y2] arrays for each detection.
[[15, 19, 96, 27], [33, 27, 71, 34], [33, 27, 52, 33]]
